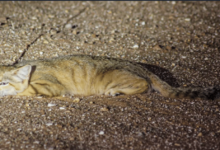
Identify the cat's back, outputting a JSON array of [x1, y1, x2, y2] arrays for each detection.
[[15, 55, 131, 71]]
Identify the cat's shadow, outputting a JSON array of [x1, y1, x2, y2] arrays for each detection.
[[138, 63, 180, 88]]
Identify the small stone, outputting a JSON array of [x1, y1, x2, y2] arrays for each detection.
[[137, 132, 144, 137], [19, 49, 23, 53], [141, 21, 145, 26], [174, 143, 180, 146], [12, 56, 17, 61], [31, 16, 37, 20], [100, 107, 109, 112], [59, 107, 66, 110], [46, 122, 53, 126], [48, 103, 56, 107], [40, 52, 44, 55], [133, 44, 139, 49], [65, 24, 72, 29], [73, 98, 80, 103], [197, 132, 203, 137], [210, 132, 215, 136], [185, 18, 190, 22], [99, 131, 104, 135], [72, 30, 77, 35], [89, 101, 94, 104], [48, 14, 55, 18], [43, 40, 48, 44], [33, 141, 40, 144], [53, 53, 59, 57], [141, 59, 147, 63], [153, 45, 163, 51], [50, 29, 57, 35], [182, 56, 186, 59], [109, 37, 115, 43], [17, 128, 22, 131]]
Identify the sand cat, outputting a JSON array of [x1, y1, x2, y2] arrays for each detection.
[[0, 55, 219, 100]]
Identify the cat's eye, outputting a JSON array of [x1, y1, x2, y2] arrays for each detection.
[[0, 82, 9, 86]]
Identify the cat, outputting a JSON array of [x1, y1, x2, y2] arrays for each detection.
[[0, 55, 219, 100]]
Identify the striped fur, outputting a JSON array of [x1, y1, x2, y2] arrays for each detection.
[[0, 55, 219, 100]]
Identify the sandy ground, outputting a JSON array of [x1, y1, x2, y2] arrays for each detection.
[[0, 1, 220, 149]]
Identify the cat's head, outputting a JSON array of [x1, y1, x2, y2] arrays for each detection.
[[0, 65, 32, 96]]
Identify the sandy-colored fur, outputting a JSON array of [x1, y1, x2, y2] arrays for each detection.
[[0, 55, 219, 100]]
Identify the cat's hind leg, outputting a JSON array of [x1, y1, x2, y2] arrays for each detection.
[[104, 77, 149, 96]]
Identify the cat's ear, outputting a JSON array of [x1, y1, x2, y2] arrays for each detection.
[[10, 65, 32, 82]]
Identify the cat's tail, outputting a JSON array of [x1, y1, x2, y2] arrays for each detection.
[[149, 73, 220, 100]]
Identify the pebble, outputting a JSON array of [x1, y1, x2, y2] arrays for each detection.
[[31, 16, 37, 20], [99, 131, 104, 135], [197, 132, 203, 137], [65, 23, 72, 29], [48, 103, 56, 107], [174, 143, 180, 146], [17, 128, 22, 131], [185, 18, 191, 22], [59, 107, 66, 110], [43, 40, 48, 44], [133, 44, 139, 49], [48, 14, 55, 18], [65, 24, 72, 29], [72, 30, 77, 35], [100, 107, 109, 112], [33, 141, 40, 144], [73, 98, 80, 103], [50, 29, 57, 35], [46, 122, 53, 126]]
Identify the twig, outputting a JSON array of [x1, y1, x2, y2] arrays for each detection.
[[12, 33, 45, 65], [62, 7, 87, 30], [13, 6, 87, 65]]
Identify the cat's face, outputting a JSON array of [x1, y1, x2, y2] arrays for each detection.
[[0, 65, 32, 96]]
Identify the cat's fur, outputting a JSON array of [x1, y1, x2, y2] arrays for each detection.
[[0, 55, 219, 100]]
